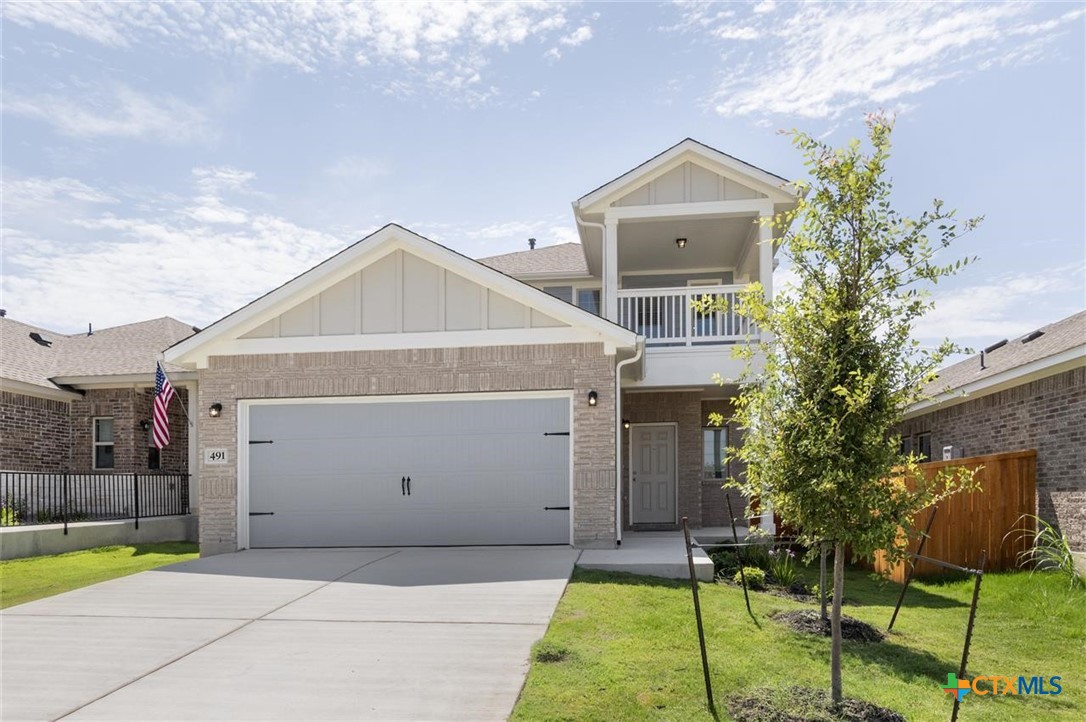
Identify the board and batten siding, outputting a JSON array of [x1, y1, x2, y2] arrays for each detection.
[[196, 343, 617, 556], [612, 161, 767, 208], [240, 250, 566, 340]]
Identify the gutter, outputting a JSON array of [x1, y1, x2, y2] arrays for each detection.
[[614, 338, 645, 546]]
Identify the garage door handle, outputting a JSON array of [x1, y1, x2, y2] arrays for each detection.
[[544, 506, 570, 511], [406, 476, 411, 496], [402, 476, 406, 496]]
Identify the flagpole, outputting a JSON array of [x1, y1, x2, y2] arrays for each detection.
[[157, 359, 194, 428]]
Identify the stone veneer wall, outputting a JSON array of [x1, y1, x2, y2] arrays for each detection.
[[899, 367, 1085, 551], [0, 392, 72, 472], [195, 343, 617, 555]]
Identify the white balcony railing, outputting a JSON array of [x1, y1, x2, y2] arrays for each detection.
[[615, 284, 756, 346]]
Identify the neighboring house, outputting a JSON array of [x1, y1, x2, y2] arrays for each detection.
[[900, 311, 1086, 555], [165, 138, 798, 555], [0, 315, 196, 477]]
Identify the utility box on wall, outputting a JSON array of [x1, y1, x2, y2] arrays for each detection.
[[942, 445, 965, 461]]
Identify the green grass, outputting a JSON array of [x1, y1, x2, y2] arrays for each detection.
[[0, 542, 198, 609], [513, 566, 1085, 721]]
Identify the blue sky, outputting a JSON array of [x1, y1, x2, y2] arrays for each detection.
[[2, 1, 1083, 354]]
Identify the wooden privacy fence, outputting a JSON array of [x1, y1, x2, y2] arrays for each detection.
[[873, 449, 1036, 582]]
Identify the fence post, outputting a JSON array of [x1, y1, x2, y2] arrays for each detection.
[[134, 473, 140, 530], [63, 472, 69, 535]]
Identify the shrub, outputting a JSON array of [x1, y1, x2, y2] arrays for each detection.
[[1007, 514, 1083, 589], [711, 550, 743, 579], [767, 547, 799, 588], [734, 566, 766, 590]]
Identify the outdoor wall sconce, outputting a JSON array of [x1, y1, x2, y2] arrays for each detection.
[[587, 390, 598, 407], [623, 419, 631, 429], [675, 237, 688, 249], [208, 402, 223, 418], [139, 420, 150, 432]]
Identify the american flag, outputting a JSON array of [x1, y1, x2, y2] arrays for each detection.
[[152, 362, 176, 449]]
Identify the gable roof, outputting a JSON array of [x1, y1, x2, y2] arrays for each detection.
[[0, 316, 197, 397], [575, 137, 795, 212], [165, 223, 639, 367], [908, 310, 1086, 416], [477, 242, 590, 278]]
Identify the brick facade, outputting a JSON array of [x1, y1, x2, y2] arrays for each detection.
[[0, 392, 72, 471], [899, 367, 1085, 551], [71, 388, 189, 473], [0, 387, 188, 474], [619, 391, 748, 530], [195, 343, 617, 556]]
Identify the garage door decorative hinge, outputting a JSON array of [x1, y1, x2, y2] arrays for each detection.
[[544, 506, 570, 511], [249, 512, 275, 516], [248, 440, 274, 445], [543, 432, 570, 436]]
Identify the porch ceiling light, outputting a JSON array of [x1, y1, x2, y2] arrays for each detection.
[[209, 402, 223, 418], [587, 390, 598, 407], [675, 237, 687, 249]]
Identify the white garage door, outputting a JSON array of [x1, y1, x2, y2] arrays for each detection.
[[246, 395, 571, 547]]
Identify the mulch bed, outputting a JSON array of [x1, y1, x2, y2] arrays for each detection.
[[771, 609, 885, 643], [728, 686, 906, 722]]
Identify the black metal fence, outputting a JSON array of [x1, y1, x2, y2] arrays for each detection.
[[1, 472, 190, 532]]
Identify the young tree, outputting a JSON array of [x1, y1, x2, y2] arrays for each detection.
[[712, 114, 980, 704]]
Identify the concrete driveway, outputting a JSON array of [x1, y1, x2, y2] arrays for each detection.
[[1, 547, 578, 721]]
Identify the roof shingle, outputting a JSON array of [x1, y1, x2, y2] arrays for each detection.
[[476, 242, 589, 277], [927, 310, 1086, 394], [0, 316, 195, 392]]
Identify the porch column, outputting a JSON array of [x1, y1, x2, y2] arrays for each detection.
[[758, 211, 773, 306], [758, 209, 776, 535], [602, 218, 619, 322]]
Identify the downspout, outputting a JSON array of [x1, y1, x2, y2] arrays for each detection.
[[575, 207, 631, 546], [614, 339, 644, 546]]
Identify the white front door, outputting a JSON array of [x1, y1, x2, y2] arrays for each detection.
[[631, 424, 676, 524]]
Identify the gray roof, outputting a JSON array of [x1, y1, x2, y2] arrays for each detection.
[[0, 316, 196, 392], [476, 242, 589, 277], [928, 310, 1086, 394]]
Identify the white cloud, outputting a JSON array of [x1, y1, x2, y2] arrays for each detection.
[[919, 263, 1085, 350], [3, 83, 214, 142], [667, 1, 1083, 120], [1, 174, 119, 211], [1, 170, 346, 331], [5, 1, 593, 102], [560, 25, 593, 47]]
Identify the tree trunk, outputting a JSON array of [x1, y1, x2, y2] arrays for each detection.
[[831, 542, 845, 705], [819, 543, 828, 621]]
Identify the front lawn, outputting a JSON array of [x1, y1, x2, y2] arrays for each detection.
[[0, 542, 198, 608], [513, 567, 1084, 721]]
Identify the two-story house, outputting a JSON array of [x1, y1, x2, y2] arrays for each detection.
[[165, 139, 796, 556]]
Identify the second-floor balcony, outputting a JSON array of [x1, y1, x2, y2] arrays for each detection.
[[616, 284, 756, 347]]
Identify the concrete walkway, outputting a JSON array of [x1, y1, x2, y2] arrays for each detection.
[[1, 547, 577, 721], [577, 528, 749, 581]]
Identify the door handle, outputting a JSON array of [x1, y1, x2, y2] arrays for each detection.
[[406, 476, 411, 496], [402, 476, 406, 496]]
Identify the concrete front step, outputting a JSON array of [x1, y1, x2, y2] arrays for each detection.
[[576, 531, 715, 582]]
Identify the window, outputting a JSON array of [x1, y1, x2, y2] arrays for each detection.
[[900, 435, 913, 456], [93, 417, 115, 469], [915, 432, 932, 462], [542, 286, 573, 304], [577, 288, 601, 316], [703, 427, 728, 479]]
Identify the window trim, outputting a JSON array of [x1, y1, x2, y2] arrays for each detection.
[[915, 431, 932, 462], [702, 425, 729, 480], [93, 416, 116, 470]]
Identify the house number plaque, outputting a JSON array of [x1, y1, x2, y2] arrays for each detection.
[[204, 448, 229, 465]]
